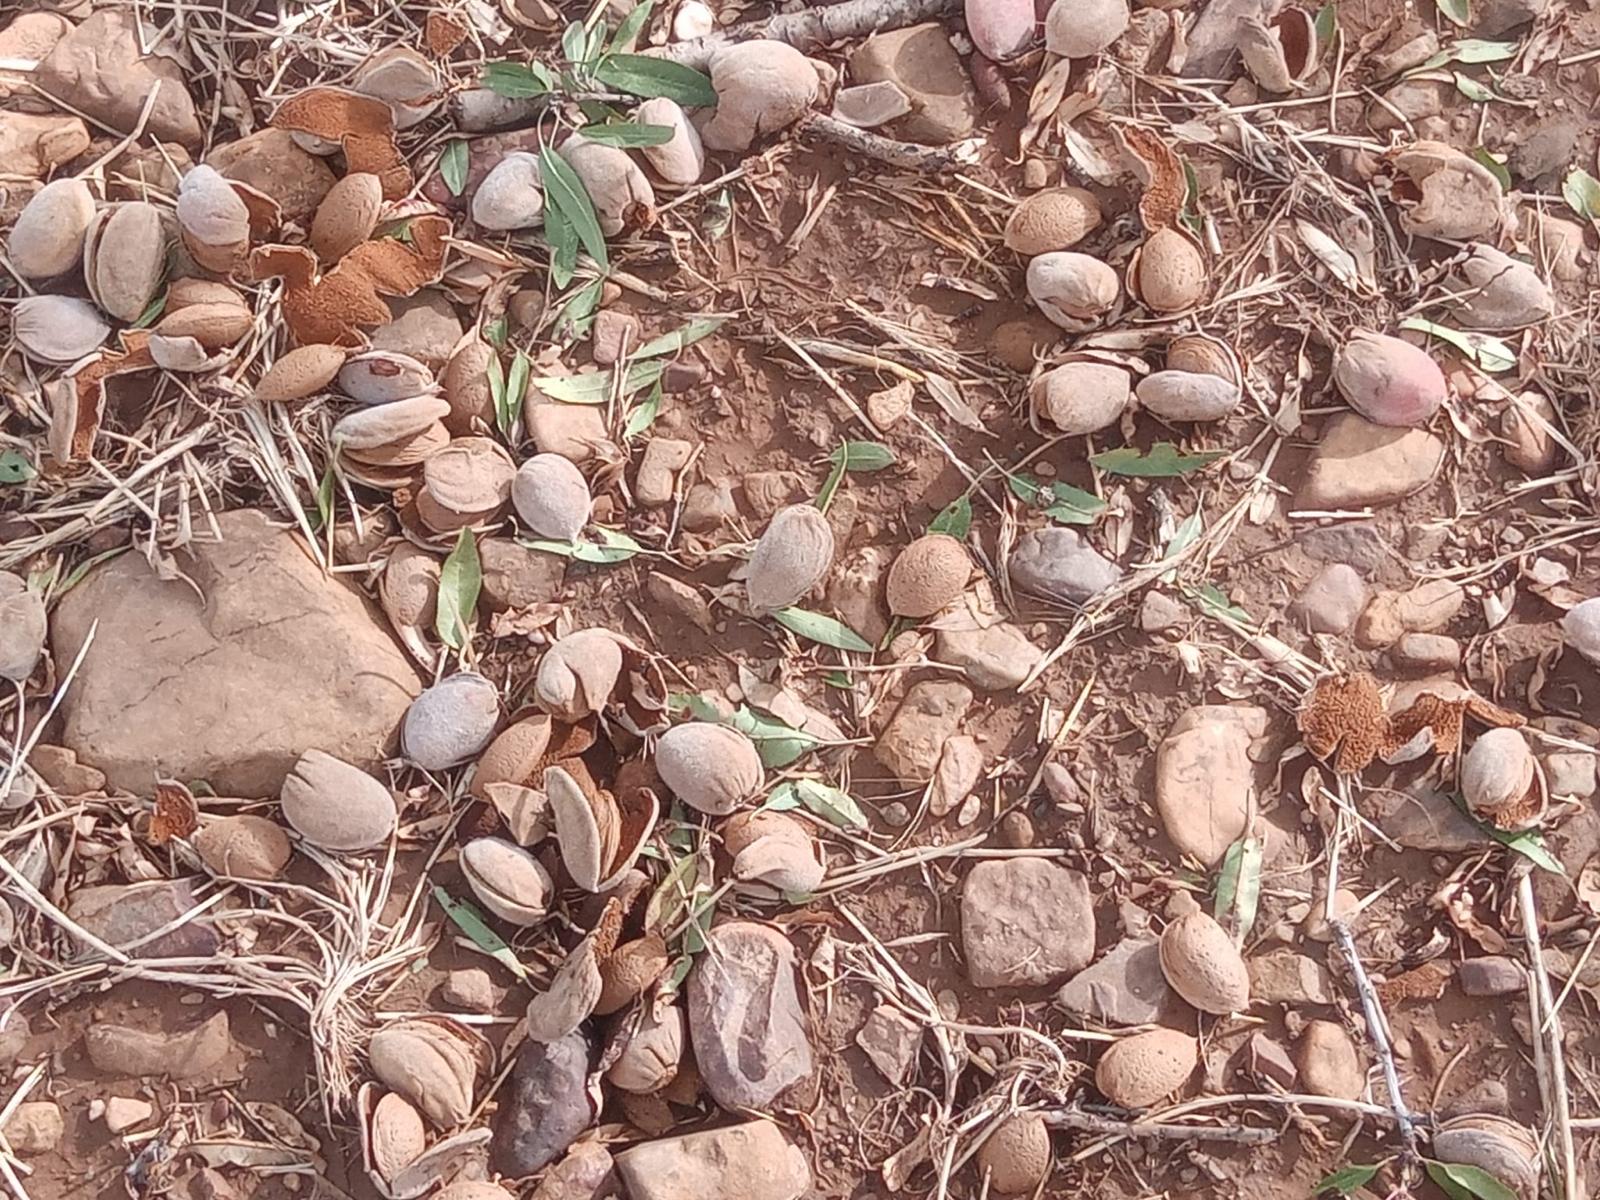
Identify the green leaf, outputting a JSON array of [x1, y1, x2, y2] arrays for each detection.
[[1482, 823, 1564, 875], [1453, 71, 1495, 102], [1191, 583, 1251, 624], [440, 140, 469, 197], [1091, 442, 1225, 478], [533, 360, 665, 404], [554, 278, 604, 341], [484, 316, 509, 349], [487, 348, 510, 436], [624, 382, 663, 439], [1470, 146, 1511, 191], [1398, 316, 1517, 373], [0, 449, 35, 485], [823, 670, 853, 689], [609, 0, 654, 52], [433, 886, 528, 980], [1006, 470, 1107, 524], [1563, 166, 1600, 221], [435, 528, 482, 651], [544, 201, 578, 289], [1313, 2, 1338, 49], [312, 458, 336, 532], [579, 121, 675, 147], [505, 351, 531, 428], [523, 527, 643, 564], [633, 317, 724, 359], [829, 440, 896, 472], [1435, 0, 1470, 27], [1453, 38, 1517, 63], [562, 20, 597, 67], [769, 779, 867, 831], [132, 292, 167, 330], [1424, 1161, 1516, 1200], [929, 494, 972, 540], [1213, 835, 1264, 941], [594, 53, 717, 106], [540, 145, 608, 268], [1314, 1165, 1380, 1196], [481, 60, 554, 97], [771, 606, 873, 653]]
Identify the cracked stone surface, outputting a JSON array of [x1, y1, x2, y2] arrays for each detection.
[[51, 509, 422, 795]]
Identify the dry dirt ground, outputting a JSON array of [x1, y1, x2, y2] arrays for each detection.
[[2, 1, 1600, 1200]]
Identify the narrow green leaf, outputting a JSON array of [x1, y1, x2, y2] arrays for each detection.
[[440, 140, 469, 197], [1453, 38, 1517, 63], [1091, 442, 1225, 478], [822, 670, 853, 689], [506, 350, 531, 416], [540, 145, 608, 268], [609, 0, 654, 52], [578, 121, 675, 147], [523, 527, 643, 564], [562, 20, 594, 67], [433, 886, 528, 980], [1313, 2, 1338, 50], [544, 201, 578, 289], [928, 494, 972, 540], [1424, 1161, 1516, 1200], [132, 292, 167, 330], [633, 317, 724, 359], [0, 449, 35, 485], [313, 458, 336, 532], [769, 779, 867, 830], [1213, 835, 1264, 941], [814, 456, 847, 514], [624, 382, 663, 439], [487, 348, 510, 436], [1453, 71, 1495, 102], [1043, 482, 1108, 525], [643, 847, 698, 932], [594, 53, 717, 106], [554, 278, 604, 341], [533, 360, 665, 404], [729, 707, 818, 767], [484, 316, 509, 349], [54, 547, 126, 599], [1434, 0, 1470, 27], [1470, 146, 1511, 191], [481, 60, 554, 97], [1481, 823, 1564, 875], [1563, 166, 1600, 221], [1398, 316, 1517, 373], [1314, 1164, 1380, 1196], [1190, 582, 1251, 624], [772, 607, 873, 653], [435, 528, 482, 650], [829, 440, 896, 472]]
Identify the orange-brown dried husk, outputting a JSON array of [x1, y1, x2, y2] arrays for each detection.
[[1119, 125, 1186, 232], [52, 331, 157, 465], [270, 87, 413, 198], [341, 214, 451, 295], [251, 244, 391, 346]]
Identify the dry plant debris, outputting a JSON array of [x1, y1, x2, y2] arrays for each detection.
[[0, 2, 1598, 1200]]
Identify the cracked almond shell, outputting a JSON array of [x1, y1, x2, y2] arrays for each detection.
[[419, 437, 516, 530], [14, 295, 110, 364], [653, 722, 763, 815], [367, 1016, 490, 1130], [886, 533, 972, 618], [595, 933, 669, 1015], [1158, 910, 1250, 1014], [745, 503, 835, 613], [1026, 251, 1119, 325], [83, 201, 168, 323], [1094, 1027, 1197, 1109], [606, 999, 684, 1093], [536, 629, 624, 721], [340, 350, 437, 405], [361, 1086, 426, 1185], [547, 761, 658, 893], [460, 836, 553, 926]]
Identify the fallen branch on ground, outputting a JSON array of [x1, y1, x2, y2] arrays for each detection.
[[798, 113, 970, 172], [658, 0, 963, 68]]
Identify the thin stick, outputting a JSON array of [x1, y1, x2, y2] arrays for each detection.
[[798, 114, 969, 173], [658, 0, 962, 68], [1039, 1109, 1277, 1145], [1517, 871, 1578, 1200]]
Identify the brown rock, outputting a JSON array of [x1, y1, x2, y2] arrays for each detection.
[[875, 680, 973, 785], [526, 401, 610, 464], [37, 11, 203, 147], [849, 24, 978, 144], [614, 1121, 809, 1200], [592, 309, 640, 366], [206, 129, 334, 222], [28, 743, 105, 794], [742, 470, 805, 519], [368, 292, 464, 369], [1297, 1020, 1365, 1100], [479, 539, 566, 611], [687, 922, 812, 1110], [3, 1102, 62, 1154], [1298, 413, 1444, 509], [961, 858, 1095, 987], [86, 1011, 232, 1080], [637, 438, 693, 506], [50, 509, 422, 795], [644, 572, 713, 632], [68, 879, 219, 959], [0, 112, 90, 179]]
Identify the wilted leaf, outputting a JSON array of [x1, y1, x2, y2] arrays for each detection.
[[540, 145, 608, 268], [1563, 167, 1600, 221], [440, 140, 469, 197], [1470, 147, 1511, 191], [1315, 1165, 1380, 1196], [482, 61, 555, 98], [929, 494, 972, 539], [0, 450, 35, 485], [923, 372, 989, 434], [633, 317, 723, 359], [434, 886, 528, 980], [313, 458, 336, 532], [1190, 583, 1251, 624], [436, 528, 482, 650], [1091, 443, 1225, 478], [1434, 0, 1470, 27], [594, 54, 717, 106], [523, 527, 643, 564], [772, 606, 873, 653], [1399, 316, 1516, 373], [579, 121, 675, 147], [829, 441, 896, 472], [1424, 1161, 1516, 1200], [1453, 39, 1517, 63], [562, 20, 598, 67], [769, 779, 867, 830], [534, 360, 665, 404]]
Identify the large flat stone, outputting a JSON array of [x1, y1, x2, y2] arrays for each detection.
[[961, 859, 1094, 988], [51, 509, 421, 795], [1298, 413, 1444, 509]]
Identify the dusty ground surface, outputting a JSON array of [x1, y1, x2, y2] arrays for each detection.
[[1, 1, 1599, 1200]]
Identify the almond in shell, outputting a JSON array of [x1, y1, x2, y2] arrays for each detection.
[[311, 171, 384, 263], [886, 533, 972, 618], [721, 810, 824, 895], [1005, 187, 1101, 256], [83, 202, 168, 322], [1460, 727, 1546, 830], [1431, 1114, 1541, 1200], [536, 629, 625, 721], [339, 350, 437, 405], [1158, 910, 1250, 1014], [1026, 251, 1119, 326], [281, 749, 397, 851], [256, 344, 346, 402], [402, 672, 502, 771], [176, 165, 252, 273], [1030, 360, 1130, 435], [513, 453, 592, 542], [14, 295, 110, 364], [417, 437, 516, 533], [596, 934, 670, 1015], [360, 1086, 427, 1185], [1127, 226, 1207, 313], [653, 722, 763, 815], [745, 503, 835, 614], [606, 996, 683, 1093], [460, 836, 553, 925], [8, 177, 96, 279], [192, 815, 292, 881], [1094, 1027, 1197, 1108], [547, 761, 657, 893], [367, 1016, 491, 1129]]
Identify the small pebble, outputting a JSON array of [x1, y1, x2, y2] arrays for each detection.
[[998, 811, 1035, 848]]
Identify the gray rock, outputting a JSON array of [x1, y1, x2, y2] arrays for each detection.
[[1298, 414, 1444, 509], [1298, 522, 1389, 573], [50, 509, 421, 795], [1375, 786, 1491, 852], [614, 1121, 809, 1200], [368, 292, 463, 369], [1009, 526, 1122, 604], [1474, 0, 1549, 37], [1458, 956, 1525, 997], [1242, 1032, 1298, 1089], [1291, 563, 1368, 635], [934, 622, 1041, 690], [592, 309, 640, 367], [494, 1029, 593, 1176], [1056, 938, 1174, 1025], [1510, 113, 1580, 187], [688, 922, 812, 1110], [855, 1003, 922, 1085], [1140, 590, 1187, 635], [874, 680, 972, 784], [848, 23, 978, 144], [479, 538, 567, 611], [442, 967, 498, 1012], [961, 859, 1094, 988], [1249, 950, 1335, 1005], [1183, 0, 1280, 77], [67, 879, 218, 960], [531, 1144, 617, 1200], [1392, 632, 1461, 672]]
